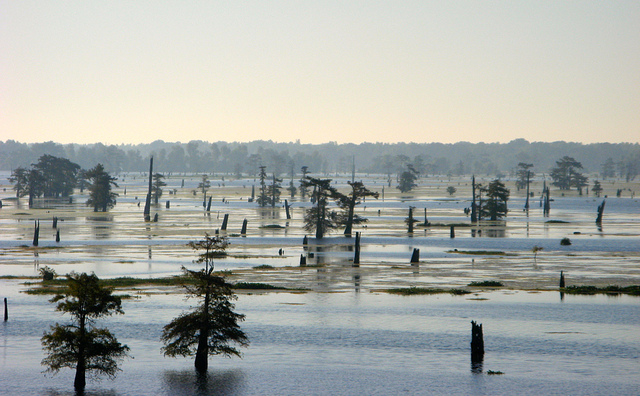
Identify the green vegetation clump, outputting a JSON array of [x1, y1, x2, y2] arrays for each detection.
[[468, 280, 504, 287], [562, 285, 640, 296], [560, 237, 572, 246], [259, 224, 285, 229], [254, 265, 275, 270], [384, 287, 471, 296], [233, 282, 286, 290], [545, 220, 570, 224], [487, 370, 504, 375]]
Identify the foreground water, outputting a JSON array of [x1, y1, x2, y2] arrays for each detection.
[[1, 279, 639, 395], [1, 173, 639, 394]]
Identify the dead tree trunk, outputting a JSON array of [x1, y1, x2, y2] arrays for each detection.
[[353, 232, 361, 266], [143, 156, 153, 221], [241, 219, 247, 236], [410, 248, 420, 264], [32, 220, 39, 246], [285, 199, 291, 220], [221, 214, 229, 231], [471, 320, 484, 370], [596, 200, 606, 224]]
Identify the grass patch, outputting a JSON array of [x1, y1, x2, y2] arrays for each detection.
[[233, 282, 286, 290], [253, 265, 275, 270], [468, 281, 504, 287], [561, 285, 640, 296], [447, 250, 506, 256], [384, 287, 471, 296]]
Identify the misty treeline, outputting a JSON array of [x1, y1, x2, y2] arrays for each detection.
[[1, 139, 639, 180]]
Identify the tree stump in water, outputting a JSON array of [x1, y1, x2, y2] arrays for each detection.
[[410, 248, 420, 264], [221, 214, 229, 230], [471, 320, 484, 371]]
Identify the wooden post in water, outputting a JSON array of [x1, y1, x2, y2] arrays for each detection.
[[410, 248, 420, 264], [543, 187, 550, 217], [471, 175, 477, 223], [353, 232, 361, 266], [4, 297, 7, 321], [32, 220, 40, 246], [241, 219, 248, 236], [450, 225, 455, 238], [524, 170, 531, 211], [559, 271, 565, 288], [144, 156, 153, 222], [596, 200, 606, 224], [407, 207, 414, 233], [471, 320, 484, 371], [221, 214, 229, 231], [285, 200, 291, 220]]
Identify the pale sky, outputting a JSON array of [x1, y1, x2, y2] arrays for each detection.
[[1, 1, 639, 145]]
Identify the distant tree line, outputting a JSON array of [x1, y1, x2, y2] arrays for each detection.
[[1, 139, 639, 180]]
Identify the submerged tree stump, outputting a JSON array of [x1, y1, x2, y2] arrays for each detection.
[[559, 271, 565, 288], [410, 248, 420, 264], [4, 297, 7, 321], [166, 200, 170, 209], [241, 219, 248, 236], [32, 220, 40, 247], [299, 254, 307, 266], [471, 320, 484, 370], [450, 225, 455, 238], [55, 229, 60, 243], [221, 214, 229, 231], [353, 232, 361, 266], [285, 199, 291, 220], [596, 200, 606, 224]]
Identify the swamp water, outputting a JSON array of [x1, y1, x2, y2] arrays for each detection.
[[1, 173, 639, 394]]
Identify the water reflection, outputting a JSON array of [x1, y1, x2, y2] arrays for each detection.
[[162, 369, 244, 396]]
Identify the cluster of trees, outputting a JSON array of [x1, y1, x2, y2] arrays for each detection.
[[300, 177, 378, 238], [9, 155, 119, 211], [2, 139, 639, 180], [41, 235, 247, 393]]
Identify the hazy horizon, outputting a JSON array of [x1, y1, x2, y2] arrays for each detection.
[[2, 2, 639, 145]]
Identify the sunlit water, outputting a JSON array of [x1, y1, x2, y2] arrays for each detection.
[[1, 173, 639, 394], [1, 280, 639, 395]]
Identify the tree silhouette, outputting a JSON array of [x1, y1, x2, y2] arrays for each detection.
[[336, 181, 379, 236], [152, 173, 166, 204], [301, 177, 340, 239], [85, 164, 118, 212], [397, 164, 418, 193], [479, 179, 510, 220], [161, 234, 248, 374], [41, 272, 129, 392]]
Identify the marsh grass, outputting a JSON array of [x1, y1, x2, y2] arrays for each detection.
[[468, 280, 504, 287], [384, 287, 471, 296], [561, 285, 640, 296], [233, 282, 286, 290]]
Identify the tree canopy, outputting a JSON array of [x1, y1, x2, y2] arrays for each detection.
[[162, 235, 248, 373], [41, 272, 129, 392], [85, 164, 119, 212], [550, 156, 588, 191]]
